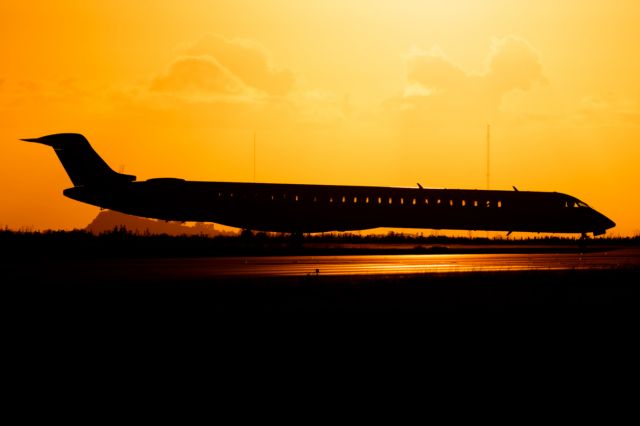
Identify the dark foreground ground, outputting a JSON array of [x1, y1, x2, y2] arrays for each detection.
[[7, 267, 639, 312], [3, 230, 639, 312]]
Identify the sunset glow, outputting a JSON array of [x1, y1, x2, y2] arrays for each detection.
[[2, 1, 639, 235]]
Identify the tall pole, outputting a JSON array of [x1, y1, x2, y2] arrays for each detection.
[[486, 124, 490, 190]]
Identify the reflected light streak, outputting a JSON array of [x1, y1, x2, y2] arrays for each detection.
[[192, 250, 637, 278]]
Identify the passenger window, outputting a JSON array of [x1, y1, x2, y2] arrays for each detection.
[[313, 196, 317, 202], [424, 198, 429, 205], [341, 196, 346, 203], [473, 200, 478, 207], [449, 200, 454, 207], [437, 199, 441, 205], [329, 196, 334, 203], [412, 198, 417, 205], [294, 195, 299, 202], [462, 200, 466, 207], [365, 197, 370, 204], [400, 198, 404, 205], [377, 197, 382, 204], [388, 197, 393, 204], [353, 196, 358, 203], [498, 200, 502, 208], [486, 200, 491, 208]]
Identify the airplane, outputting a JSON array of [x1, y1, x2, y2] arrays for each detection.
[[23, 133, 615, 237]]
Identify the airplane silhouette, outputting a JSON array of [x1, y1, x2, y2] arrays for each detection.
[[23, 133, 615, 237]]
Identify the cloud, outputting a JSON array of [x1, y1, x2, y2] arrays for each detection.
[[485, 36, 546, 92], [0, 77, 98, 112], [144, 34, 298, 106], [133, 35, 343, 126], [150, 56, 251, 99], [184, 34, 295, 96], [405, 46, 467, 95], [577, 94, 640, 125], [393, 36, 546, 121]]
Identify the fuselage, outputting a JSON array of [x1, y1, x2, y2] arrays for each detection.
[[22, 133, 616, 236], [64, 179, 616, 235]]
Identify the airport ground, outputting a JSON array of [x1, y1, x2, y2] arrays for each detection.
[[3, 229, 639, 311]]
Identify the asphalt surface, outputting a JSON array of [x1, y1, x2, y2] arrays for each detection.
[[6, 246, 639, 311], [11, 247, 636, 281]]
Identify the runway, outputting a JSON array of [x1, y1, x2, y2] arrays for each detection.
[[17, 247, 638, 282], [7, 246, 639, 310], [189, 247, 639, 278]]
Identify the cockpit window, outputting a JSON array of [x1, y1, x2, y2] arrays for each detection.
[[564, 200, 589, 208]]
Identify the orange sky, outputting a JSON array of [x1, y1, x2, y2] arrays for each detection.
[[1, 0, 639, 236]]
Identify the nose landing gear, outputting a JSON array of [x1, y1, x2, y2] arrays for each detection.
[[578, 232, 591, 250]]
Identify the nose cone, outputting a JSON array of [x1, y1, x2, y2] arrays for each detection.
[[603, 216, 616, 230], [591, 210, 616, 236], [593, 209, 616, 230]]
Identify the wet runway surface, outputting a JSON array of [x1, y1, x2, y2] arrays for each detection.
[[7, 246, 639, 311], [27, 247, 637, 281], [179, 247, 640, 278]]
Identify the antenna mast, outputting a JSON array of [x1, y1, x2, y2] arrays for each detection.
[[486, 124, 490, 190]]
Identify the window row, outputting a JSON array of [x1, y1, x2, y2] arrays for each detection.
[[215, 192, 504, 208]]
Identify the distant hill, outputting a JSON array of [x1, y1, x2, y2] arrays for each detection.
[[86, 210, 236, 237]]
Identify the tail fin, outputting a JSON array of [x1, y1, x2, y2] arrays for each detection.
[[22, 133, 136, 186]]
